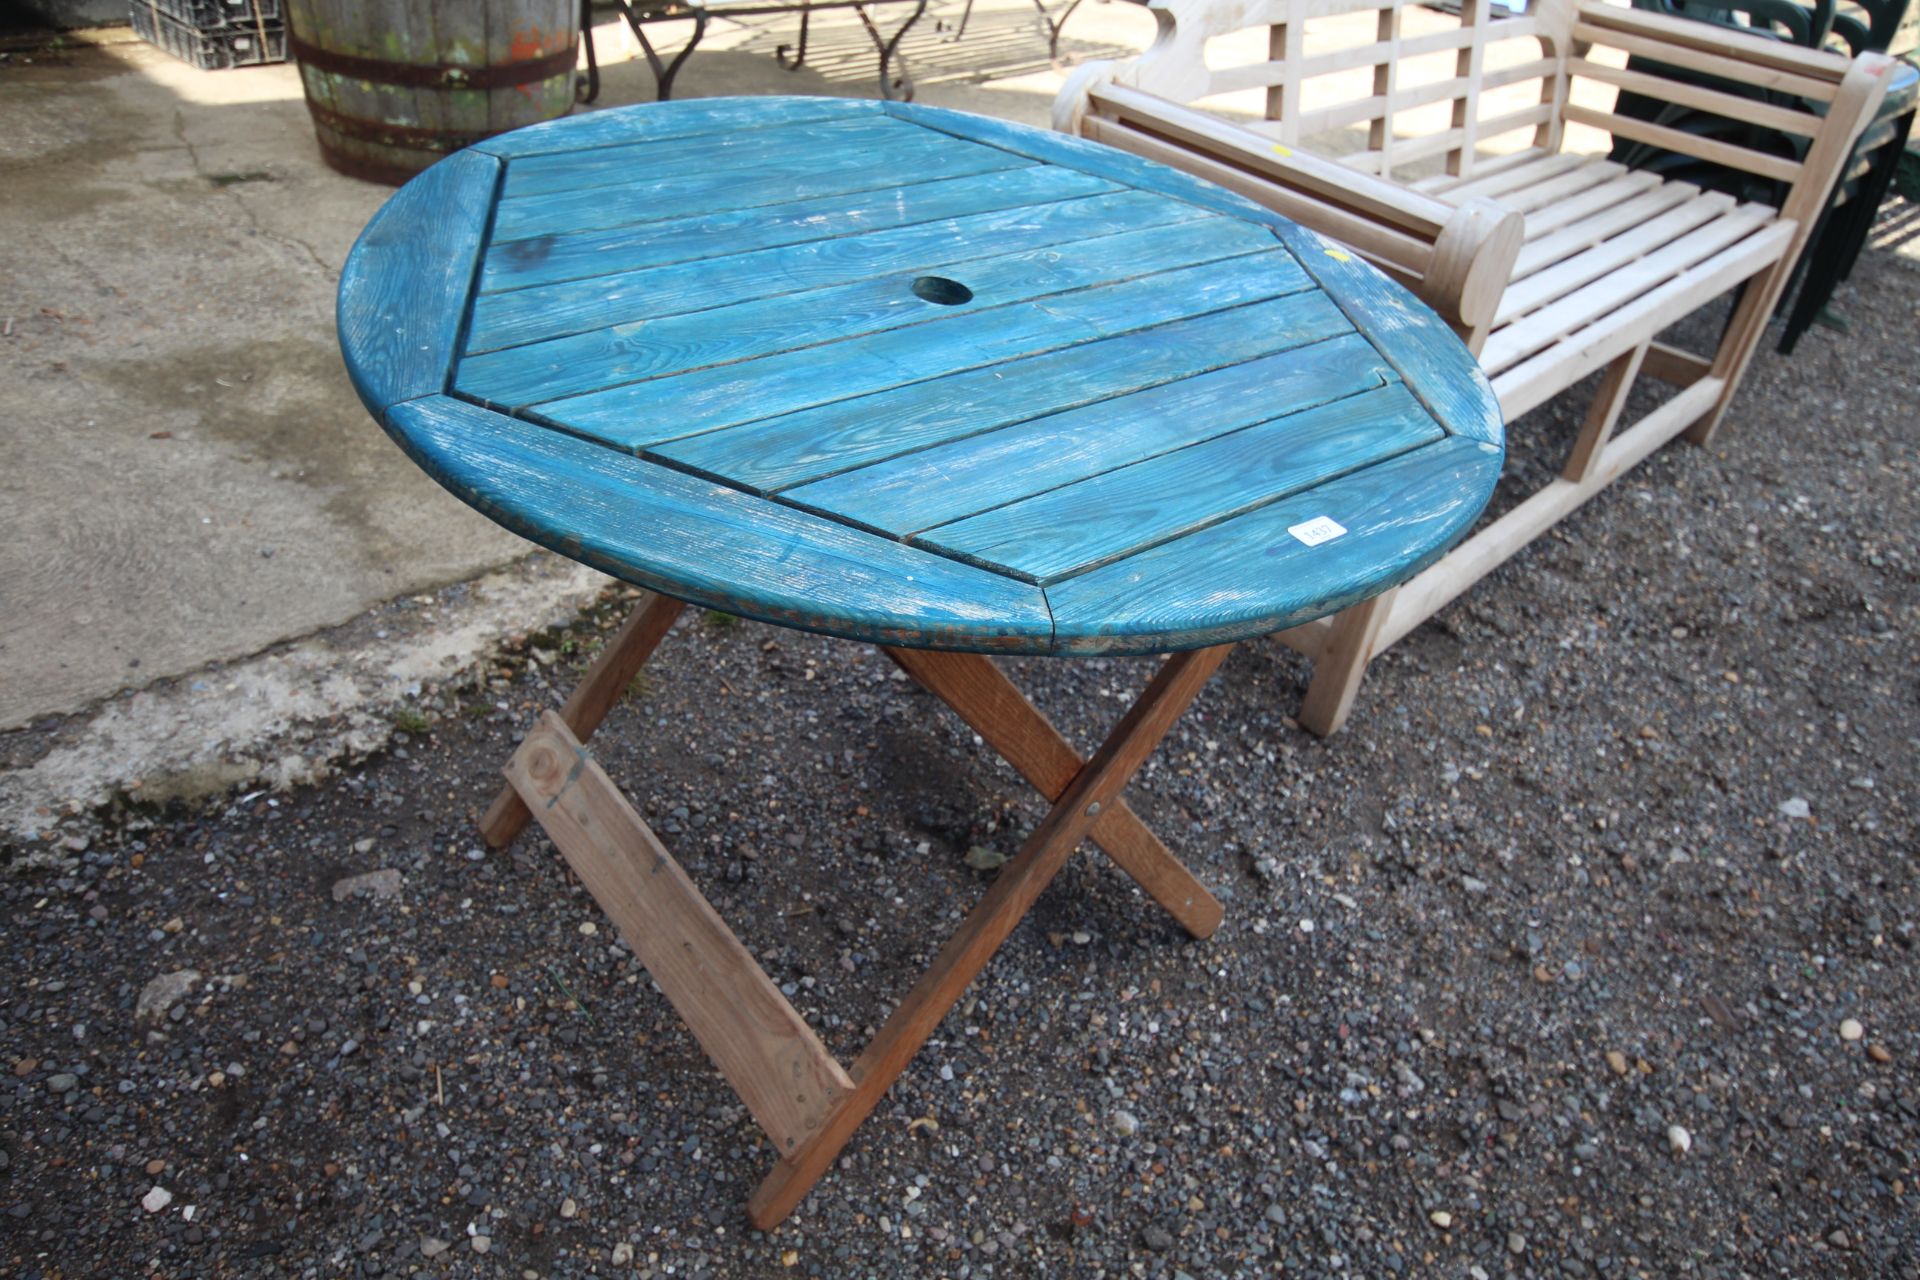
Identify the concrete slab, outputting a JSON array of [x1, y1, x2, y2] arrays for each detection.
[[0, 33, 534, 730], [0, 6, 1159, 735]]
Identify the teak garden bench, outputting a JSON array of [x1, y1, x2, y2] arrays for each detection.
[[1055, 0, 1891, 734]]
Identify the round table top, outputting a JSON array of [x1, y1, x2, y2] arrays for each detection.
[[339, 96, 1503, 655]]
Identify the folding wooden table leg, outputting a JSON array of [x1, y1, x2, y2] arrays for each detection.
[[479, 591, 685, 849], [748, 643, 1232, 1230], [883, 647, 1223, 940], [505, 712, 855, 1153]]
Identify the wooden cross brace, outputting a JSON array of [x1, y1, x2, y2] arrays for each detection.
[[482, 591, 1228, 1229]]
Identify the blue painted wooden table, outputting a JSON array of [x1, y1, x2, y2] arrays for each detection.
[[339, 95, 1503, 658], [336, 96, 1504, 1230]]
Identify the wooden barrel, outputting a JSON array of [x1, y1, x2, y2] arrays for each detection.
[[287, 0, 581, 185]]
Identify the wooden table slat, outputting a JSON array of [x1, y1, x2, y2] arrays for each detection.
[[787, 329, 1390, 536], [533, 251, 1311, 444], [490, 134, 1034, 244], [338, 148, 498, 415], [1273, 223, 1502, 445], [500, 114, 924, 200], [478, 165, 1122, 294], [458, 215, 1275, 407], [473, 94, 875, 159], [918, 382, 1445, 583], [386, 395, 1056, 648], [464, 188, 1218, 355], [883, 101, 1301, 227], [1045, 436, 1502, 652], [660, 295, 1353, 497]]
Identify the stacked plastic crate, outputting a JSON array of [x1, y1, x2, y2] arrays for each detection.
[[129, 0, 286, 69]]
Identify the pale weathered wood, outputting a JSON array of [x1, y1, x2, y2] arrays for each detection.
[[1685, 51, 1893, 445], [1087, 84, 1452, 238], [1412, 146, 1552, 195], [1511, 176, 1683, 275], [1642, 341, 1711, 388], [1561, 342, 1647, 484], [1494, 192, 1736, 328], [1423, 198, 1524, 350], [748, 643, 1233, 1229], [1480, 205, 1779, 376], [1567, 56, 1824, 139], [882, 647, 1224, 940], [1270, 615, 1332, 658], [1568, 21, 1842, 102], [480, 591, 686, 848], [1295, 588, 1395, 737], [1078, 116, 1437, 286], [1489, 221, 1791, 418], [1561, 103, 1803, 187], [1573, 1, 1860, 79], [1379, 376, 1726, 647], [505, 712, 854, 1155]]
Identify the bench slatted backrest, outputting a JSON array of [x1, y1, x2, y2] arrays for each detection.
[[1565, 2, 1838, 199], [1116, 0, 1574, 183]]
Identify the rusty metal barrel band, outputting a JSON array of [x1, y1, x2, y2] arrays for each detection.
[[302, 100, 500, 153], [287, 33, 578, 90]]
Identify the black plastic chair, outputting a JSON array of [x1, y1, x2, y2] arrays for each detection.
[[1772, 1, 1918, 351], [1607, 0, 1831, 207]]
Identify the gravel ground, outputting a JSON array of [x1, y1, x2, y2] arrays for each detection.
[[3, 211, 1918, 1280]]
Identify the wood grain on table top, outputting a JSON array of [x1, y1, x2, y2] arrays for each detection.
[[339, 96, 1503, 654]]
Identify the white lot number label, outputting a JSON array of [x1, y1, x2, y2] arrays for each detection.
[[1287, 515, 1348, 547]]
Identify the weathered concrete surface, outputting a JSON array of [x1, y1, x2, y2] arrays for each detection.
[[0, 553, 607, 841], [0, 33, 536, 730]]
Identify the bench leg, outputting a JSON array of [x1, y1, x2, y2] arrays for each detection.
[[478, 591, 685, 849], [1683, 258, 1790, 449], [1295, 589, 1396, 738]]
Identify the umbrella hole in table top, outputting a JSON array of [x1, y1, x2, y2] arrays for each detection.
[[337, 95, 1505, 1229]]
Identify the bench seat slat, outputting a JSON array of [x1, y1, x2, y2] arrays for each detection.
[[1517, 170, 1670, 242], [1511, 178, 1694, 277], [1481, 203, 1779, 373], [1495, 192, 1738, 325]]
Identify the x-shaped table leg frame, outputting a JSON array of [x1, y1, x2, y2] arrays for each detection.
[[479, 591, 1229, 1230]]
